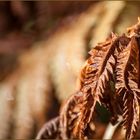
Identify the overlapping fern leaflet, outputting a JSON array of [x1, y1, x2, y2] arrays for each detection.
[[72, 34, 119, 139], [60, 92, 83, 139], [36, 117, 59, 139], [115, 36, 140, 139], [38, 19, 140, 140], [123, 92, 139, 140]]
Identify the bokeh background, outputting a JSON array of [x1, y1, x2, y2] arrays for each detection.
[[0, 1, 140, 139]]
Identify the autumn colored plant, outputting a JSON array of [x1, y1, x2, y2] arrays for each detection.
[[37, 19, 140, 140]]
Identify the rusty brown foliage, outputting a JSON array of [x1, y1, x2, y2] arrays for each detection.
[[37, 19, 140, 140]]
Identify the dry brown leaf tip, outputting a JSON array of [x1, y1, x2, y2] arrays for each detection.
[[36, 117, 60, 139], [37, 19, 140, 140]]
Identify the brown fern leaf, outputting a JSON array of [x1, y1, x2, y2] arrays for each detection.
[[36, 117, 59, 139], [72, 91, 95, 139], [60, 91, 95, 139], [100, 82, 118, 125], [122, 92, 139, 140], [115, 35, 140, 139], [59, 19, 140, 140], [72, 33, 119, 139], [60, 92, 83, 139]]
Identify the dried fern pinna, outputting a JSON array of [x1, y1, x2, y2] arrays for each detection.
[[37, 18, 140, 140]]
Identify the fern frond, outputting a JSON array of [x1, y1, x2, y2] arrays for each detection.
[[122, 92, 139, 139], [115, 36, 140, 139], [72, 33, 119, 139], [60, 92, 83, 139], [36, 117, 59, 139]]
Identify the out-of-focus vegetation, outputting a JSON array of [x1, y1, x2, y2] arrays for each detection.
[[0, 1, 140, 139]]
